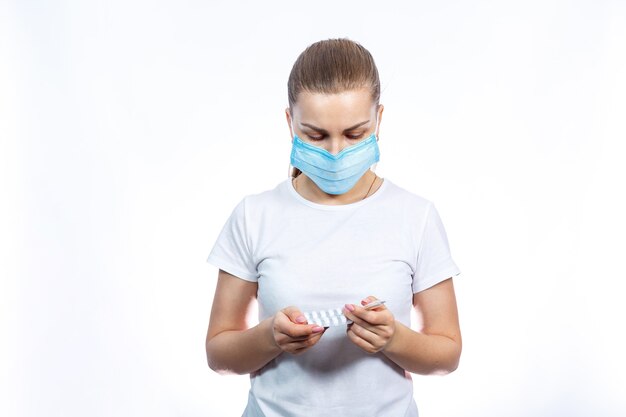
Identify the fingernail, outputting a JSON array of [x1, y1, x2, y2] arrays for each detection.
[[296, 315, 306, 324], [312, 326, 324, 333], [345, 303, 355, 312]]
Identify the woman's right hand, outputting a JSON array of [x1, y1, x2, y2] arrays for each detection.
[[271, 306, 326, 355]]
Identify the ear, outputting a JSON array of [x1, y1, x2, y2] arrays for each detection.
[[375, 104, 384, 139], [285, 108, 294, 141]]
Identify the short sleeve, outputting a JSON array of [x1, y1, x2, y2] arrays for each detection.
[[206, 198, 258, 282], [412, 203, 461, 293]]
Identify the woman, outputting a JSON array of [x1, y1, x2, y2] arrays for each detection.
[[206, 38, 461, 417]]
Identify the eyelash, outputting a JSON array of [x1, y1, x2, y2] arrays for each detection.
[[307, 133, 364, 141]]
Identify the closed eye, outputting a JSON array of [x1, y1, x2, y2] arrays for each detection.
[[306, 133, 365, 141], [306, 134, 325, 141], [347, 133, 365, 140]]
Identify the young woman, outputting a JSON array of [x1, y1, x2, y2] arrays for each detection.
[[206, 38, 462, 417]]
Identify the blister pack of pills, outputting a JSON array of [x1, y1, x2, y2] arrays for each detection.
[[303, 308, 350, 328], [302, 300, 385, 328]]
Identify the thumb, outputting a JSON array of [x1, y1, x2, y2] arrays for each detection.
[[361, 296, 377, 306], [281, 306, 307, 324]]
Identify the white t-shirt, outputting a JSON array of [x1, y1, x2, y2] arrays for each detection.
[[207, 177, 460, 417]]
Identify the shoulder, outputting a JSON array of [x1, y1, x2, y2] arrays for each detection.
[[241, 179, 289, 205], [231, 179, 292, 219], [380, 178, 434, 213]]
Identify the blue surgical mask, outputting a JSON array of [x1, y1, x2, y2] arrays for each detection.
[[290, 131, 380, 195]]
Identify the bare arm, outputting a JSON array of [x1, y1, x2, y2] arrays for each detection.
[[206, 269, 326, 375], [344, 278, 462, 375]]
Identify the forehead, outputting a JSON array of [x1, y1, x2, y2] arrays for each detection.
[[292, 89, 376, 127]]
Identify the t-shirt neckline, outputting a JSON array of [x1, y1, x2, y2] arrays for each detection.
[[285, 176, 389, 211]]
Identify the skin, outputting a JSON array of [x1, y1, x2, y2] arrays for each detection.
[[206, 88, 462, 376], [286, 88, 385, 205]]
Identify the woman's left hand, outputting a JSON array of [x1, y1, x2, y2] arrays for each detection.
[[343, 296, 396, 354]]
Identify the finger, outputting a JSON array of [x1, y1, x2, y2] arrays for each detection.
[[284, 330, 325, 353], [344, 304, 386, 327], [277, 308, 324, 338], [281, 306, 308, 324], [344, 311, 378, 334], [303, 330, 325, 346], [276, 316, 325, 338], [302, 327, 326, 344], [349, 321, 379, 343], [350, 322, 388, 353], [361, 296, 387, 311], [291, 345, 314, 355], [346, 326, 377, 354], [275, 331, 308, 345], [276, 333, 318, 351], [276, 328, 324, 345], [361, 295, 377, 306]]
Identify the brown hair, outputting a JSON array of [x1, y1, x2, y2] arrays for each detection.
[[288, 38, 381, 109], [287, 39, 381, 178]]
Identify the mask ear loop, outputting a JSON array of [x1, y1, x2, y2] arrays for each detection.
[[290, 119, 296, 143], [288, 119, 297, 178], [374, 107, 381, 142], [371, 115, 381, 173]]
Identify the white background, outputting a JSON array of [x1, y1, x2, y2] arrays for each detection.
[[2, 1, 626, 416]]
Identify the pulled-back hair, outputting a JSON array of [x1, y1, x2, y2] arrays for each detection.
[[287, 38, 380, 109]]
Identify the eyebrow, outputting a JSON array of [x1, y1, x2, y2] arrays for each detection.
[[300, 120, 370, 133]]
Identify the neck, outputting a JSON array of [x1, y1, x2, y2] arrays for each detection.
[[294, 170, 379, 205]]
